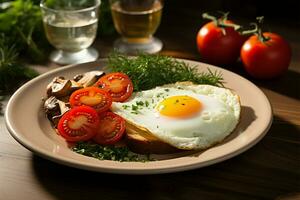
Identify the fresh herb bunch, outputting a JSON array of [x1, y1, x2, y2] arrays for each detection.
[[73, 141, 151, 162], [108, 52, 224, 91], [0, 0, 50, 62], [0, 35, 38, 95]]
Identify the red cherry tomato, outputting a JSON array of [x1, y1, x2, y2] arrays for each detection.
[[57, 106, 100, 142], [241, 32, 291, 79], [196, 20, 246, 65], [94, 72, 133, 102], [93, 112, 126, 145], [69, 87, 112, 113]]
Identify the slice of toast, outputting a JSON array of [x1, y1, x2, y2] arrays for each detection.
[[125, 121, 180, 154]]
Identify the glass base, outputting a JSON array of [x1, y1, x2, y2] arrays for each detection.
[[49, 47, 99, 65], [113, 37, 163, 55]]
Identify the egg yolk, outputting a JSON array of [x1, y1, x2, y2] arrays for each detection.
[[157, 95, 202, 118]]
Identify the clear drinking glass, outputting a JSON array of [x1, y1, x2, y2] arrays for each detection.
[[40, 0, 101, 65], [110, 0, 163, 54]]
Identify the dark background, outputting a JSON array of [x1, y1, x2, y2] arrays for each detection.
[[164, 0, 300, 24]]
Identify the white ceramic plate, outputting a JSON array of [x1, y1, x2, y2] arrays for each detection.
[[5, 59, 272, 174]]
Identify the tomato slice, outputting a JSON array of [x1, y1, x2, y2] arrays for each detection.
[[57, 106, 100, 142], [69, 87, 112, 113], [94, 72, 133, 102], [93, 112, 126, 145]]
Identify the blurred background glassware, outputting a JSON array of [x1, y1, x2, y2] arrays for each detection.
[[40, 0, 101, 65], [110, 0, 163, 55]]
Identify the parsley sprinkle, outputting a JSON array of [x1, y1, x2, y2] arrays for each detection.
[[73, 141, 152, 162], [136, 101, 144, 106], [156, 93, 164, 98], [132, 104, 138, 111], [122, 105, 130, 109], [164, 89, 170, 92], [145, 101, 149, 107]]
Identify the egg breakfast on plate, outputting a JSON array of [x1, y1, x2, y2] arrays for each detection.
[[113, 82, 240, 154], [43, 53, 241, 161]]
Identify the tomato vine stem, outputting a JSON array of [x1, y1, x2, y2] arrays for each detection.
[[202, 13, 270, 43], [239, 16, 270, 43], [202, 11, 242, 35]]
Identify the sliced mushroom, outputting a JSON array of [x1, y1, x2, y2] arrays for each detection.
[[69, 79, 83, 92], [47, 77, 82, 98], [46, 77, 69, 97], [58, 95, 70, 103], [44, 96, 70, 127], [73, 71, 105, 87]]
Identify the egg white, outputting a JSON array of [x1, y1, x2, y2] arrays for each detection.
[[112, 83, 241, 150]]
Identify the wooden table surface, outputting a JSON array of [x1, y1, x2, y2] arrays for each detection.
[[1, 1, 300, 200]]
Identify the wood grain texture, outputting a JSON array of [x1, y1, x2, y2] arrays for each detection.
[[1, 1, 300, 199]]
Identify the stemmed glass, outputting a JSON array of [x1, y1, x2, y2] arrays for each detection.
[[40, 0, 101, 65], [110, 0, 163, 54]]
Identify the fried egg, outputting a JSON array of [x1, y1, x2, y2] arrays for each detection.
[[111, 82, 241, 150]]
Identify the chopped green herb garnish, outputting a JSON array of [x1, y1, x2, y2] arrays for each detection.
[[127, 101, 151, 114], [122, 105, 130, 109], [145, 101, 149, 107], [156, 93, 164, 98], [164, 88, 170, 92], [72, 141, 152, 162], [108, 52, 224, 92], [131, 104, 138, 111], [136, 101, 144, 106]]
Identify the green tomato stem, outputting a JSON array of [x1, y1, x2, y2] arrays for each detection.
[[239, 16, 270, 43], [202, 12, 219, 26], [202, 11, 242, 34]]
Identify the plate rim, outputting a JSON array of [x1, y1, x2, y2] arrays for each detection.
[[5, 58, 273, 174]]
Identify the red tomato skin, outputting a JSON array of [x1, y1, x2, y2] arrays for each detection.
[[69, 87, 112, 114], [57, 106, 100, 142], [95, 72, 134, 102], [93, 112, 126, 145], [196, 21, 247, 65], [241, 32, 291, 79]]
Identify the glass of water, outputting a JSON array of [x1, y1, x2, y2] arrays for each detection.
[[40, 0, 101, 65], [110, 0, 163, 55]]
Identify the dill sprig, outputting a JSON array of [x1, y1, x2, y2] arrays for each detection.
[[72, 141, 151, 162], [108, 52, 224, 91]]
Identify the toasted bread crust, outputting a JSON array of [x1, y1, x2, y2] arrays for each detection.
[[125, 121, 180, 154]]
